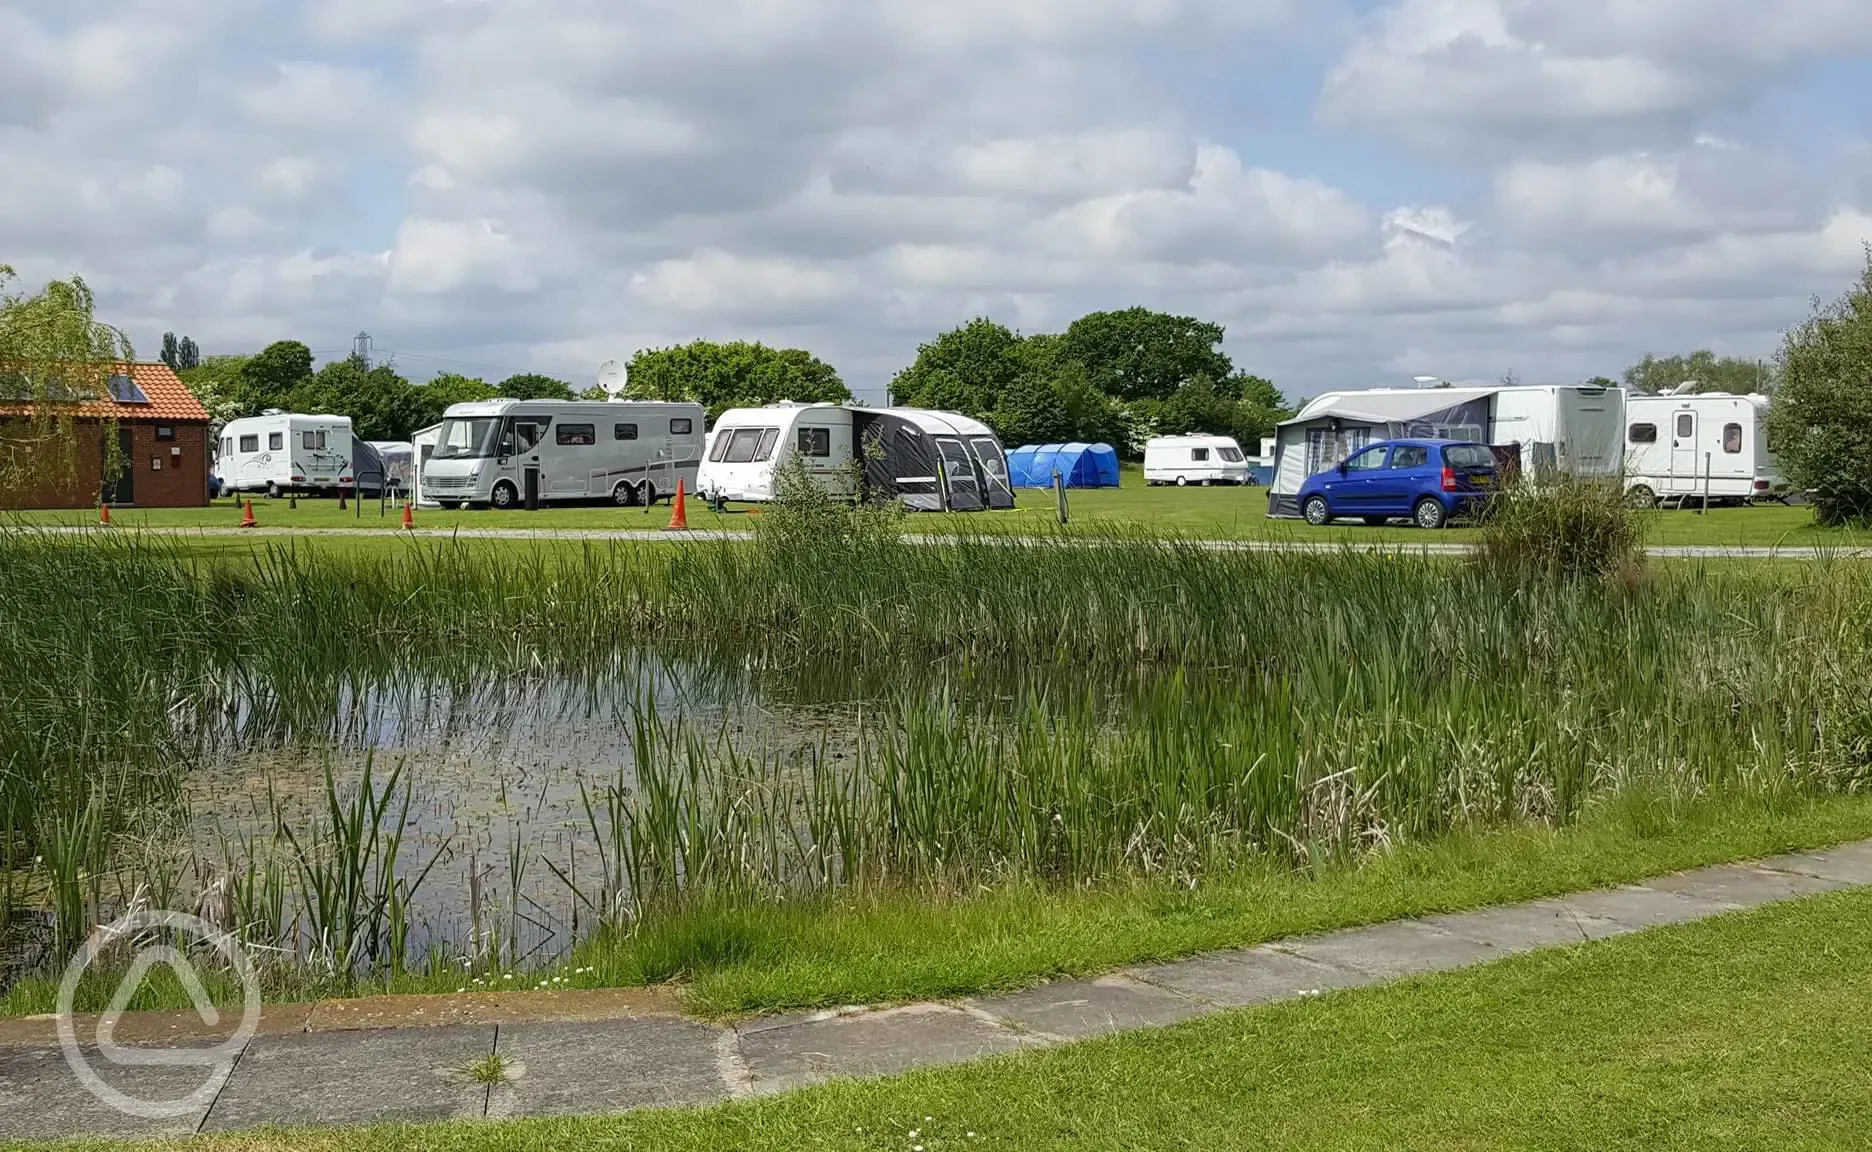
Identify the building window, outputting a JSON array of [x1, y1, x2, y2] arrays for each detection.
[[556, 423, 597, 446], [155, 426, 175, 441], [239, 435, 259, 453], [1676, 414, 1694, 440], [150, 457, 162, 471], [1724, 423, 1743, 454], [798, 427, 831, 457], [1628, 423, 1658, 444], [670, 418, 694, 435], [614, 423, 638, 441]]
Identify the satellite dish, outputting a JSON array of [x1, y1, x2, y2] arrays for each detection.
[[596, 360, 626, 398]]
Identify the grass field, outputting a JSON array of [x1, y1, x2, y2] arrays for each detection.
[[4, 473, 1861, 549], [44, 886, 1872, 1152]]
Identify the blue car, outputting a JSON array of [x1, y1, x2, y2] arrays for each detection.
[[1298, 439, 1498, 530]]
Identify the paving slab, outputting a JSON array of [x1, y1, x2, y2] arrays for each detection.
[[200, 1025, 493, 1131], [1644, 862, 1850, 908], [1552, 886, 1731, 937], [1423, 900, 1626, 953], [0, 1002, 311, 1049], [967, 975, 1209, 1040], [1131, 945, 1371, 1006], [1279, 919, 1507, 980], [1759, 840, 1872, 886], [737, 1003, 1032, 1095], [485, 1016, 729, 1118], [305, 986, 682, 1032], [0, 1044, 220, 1142]]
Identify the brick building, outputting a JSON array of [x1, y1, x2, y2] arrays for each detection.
[[0, 363, 213, 510]]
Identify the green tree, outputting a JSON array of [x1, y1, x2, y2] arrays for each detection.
[[626, 340, 850, 421], [0, 265, 136, 500], [239, 340, 316, 409], [1623, 350, 1769, 395], [891, 319, 1029, 415], [177, 337, 199, 371], [1059, 308, 1233, 402], [416, 373, 496, 427], [1766, 249, 1872, 526], [496, 373, 575, 401], [179, 355, 253, 431], [292, 358, 427, 442], [160, 332, 180, 371], [1585, 375, 1619, 390]]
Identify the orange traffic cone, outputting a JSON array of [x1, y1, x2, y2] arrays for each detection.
[[240, 499, 257, 529], [401, 500, 414, 531], [99, 503, 112, 526], [665, 479, 689, 531]]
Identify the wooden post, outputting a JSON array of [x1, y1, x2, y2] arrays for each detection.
[[1054, 470, 1069, 525], [1701, 452, 1711, 515]]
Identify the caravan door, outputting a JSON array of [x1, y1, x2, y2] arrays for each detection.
[[1669, 411, 1699, 493], [936, 437, 984, 510]]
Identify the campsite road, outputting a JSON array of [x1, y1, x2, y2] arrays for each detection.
[[13, 524, 1870, 560]]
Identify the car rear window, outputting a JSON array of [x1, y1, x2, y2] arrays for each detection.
[[1442, 445, 1494, 469]]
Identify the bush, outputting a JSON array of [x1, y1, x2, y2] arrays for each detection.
[[1767, 247, 1872, 527], [753, 450, 904, 559], [1475, 477, 1644, 582]]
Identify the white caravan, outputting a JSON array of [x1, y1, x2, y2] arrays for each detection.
[[697, 403, 1016, 511], [1622, 393, 1788, 507], [1143, 435, 1251, 486], [419, 400, 705, 509], [215, 413, 356, 497], [410, 424, 442, 507]]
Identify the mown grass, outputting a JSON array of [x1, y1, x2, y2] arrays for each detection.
[[36, 887, 1872, 1152]]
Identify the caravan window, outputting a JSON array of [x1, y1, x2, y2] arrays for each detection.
[[708, 431, 733, 462], [798, 427, 831, 457], [724, 428, 771, 464], [756, 428, 781, 460], [614, 423, 638, 441], [670, 418, 694, 436], [1217, 446, 1244, 463], [1676, 414, 1694, 439], [1628, 423, 1658, 444], [556, 423, 596, 446], [304, 430, 328, 451], [239, 434, 259, 453], [221, 437, 232, 456], [269, 433, 283, 451], [1724, 423, 1743, 454], [1191, 447, 1210, 462]]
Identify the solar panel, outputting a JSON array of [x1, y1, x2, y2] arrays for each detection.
[[107, 373, 151, 404]]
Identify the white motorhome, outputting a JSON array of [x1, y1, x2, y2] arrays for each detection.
[[1143, 435, 1251, 486], [419, 400, 705, 509], [1622, 392, 1788, 507], [697, 403, 1015, 511], [1268, 384, 1623, 517], [214, 413, 356, 497]]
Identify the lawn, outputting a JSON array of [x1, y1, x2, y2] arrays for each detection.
[[5, 471, 1862, 549], [48, 884, 1872, 1151]]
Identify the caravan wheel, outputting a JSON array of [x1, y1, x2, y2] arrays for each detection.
[[266, 482, 281, 500], [1625, 485, 1657, 509], [612, 480, 639, 507], [1175, 476, 1188, 487]]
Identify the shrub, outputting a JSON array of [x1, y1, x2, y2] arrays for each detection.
[[1475, 477, 1644, 582], [1767, 246, 1872, 527], [753, 449, 904, 559]]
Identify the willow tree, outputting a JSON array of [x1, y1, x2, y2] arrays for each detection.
[[0, 266, 137, 502]]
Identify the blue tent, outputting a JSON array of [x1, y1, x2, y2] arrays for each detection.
[[1007, 442, 1121, 489]]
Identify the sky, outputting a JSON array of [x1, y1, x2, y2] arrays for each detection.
[[3, 0, 1870, 405]]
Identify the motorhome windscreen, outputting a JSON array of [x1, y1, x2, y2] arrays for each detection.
[[433, 417, 501, 460], [1217, 445, 1245, 462]]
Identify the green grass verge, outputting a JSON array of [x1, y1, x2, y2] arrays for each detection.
[[5, 476, 1859, 549], [12, 790, 1872, 1022], [41, 879, 1872, 1151]]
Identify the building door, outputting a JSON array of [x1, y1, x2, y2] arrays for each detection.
[[105, 426, 135, 504]]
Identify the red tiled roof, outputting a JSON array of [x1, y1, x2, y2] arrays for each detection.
[[2, 362, 210, 423]]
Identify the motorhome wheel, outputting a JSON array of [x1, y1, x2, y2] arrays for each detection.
[[640, 480, 657, 506], [612, 480, 638, 507], [490, 481, 518, 510]]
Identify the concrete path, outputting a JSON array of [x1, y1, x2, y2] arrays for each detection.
[[4, 841, 1870, 1141], [12, 523, 1869, 561]]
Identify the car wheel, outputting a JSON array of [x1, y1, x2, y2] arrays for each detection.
[[613, 480, 638, 507], [1625, 484, 1657, 509], [1303, 496, 1332, 526], [490, 481, 518, 510], [1175, 476, 1188, 487], [1414, 497, 1448, 530]]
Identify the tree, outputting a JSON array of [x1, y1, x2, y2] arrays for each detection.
[[0, 266, 136, 500], [292, 358, 427, 442], [179, 355, 253, 431], [417, 373, 496, 427], [1766, 248, 1872, 526], [161, 332, 180, 371], [890, 319, 1028, 416], [239, 340, 315, 408], [496, 373, 575, 401], [625, 340, 850, 421], [177, 337, 199, 371], [1059, 308, 1233, 402], [1622, 350, 1768, 395], [1584, 375, 1619, 390]]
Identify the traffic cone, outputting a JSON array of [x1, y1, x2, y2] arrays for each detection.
[[99, 503, 111, 526], [665, 479, 689, 531], [401, 500, 414, 531], [240, 499, 257, 529]]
